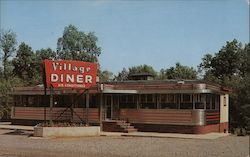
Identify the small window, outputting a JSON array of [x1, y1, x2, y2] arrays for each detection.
[[223, 96, 227, 106], [182, 94, 192, 103], [28, 96, 35, 106], [121, 95, 127, 102], [140, 94, 154, 103], [139, 94, 156, 109], [90, 94, 97, 108], [161, 94, 167, 102], [119, 94, 137, 109], [168, 94, 175, 102], [140, 94, 146, 103]]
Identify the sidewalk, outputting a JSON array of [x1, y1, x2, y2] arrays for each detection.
[[100, 131, 230, 140]]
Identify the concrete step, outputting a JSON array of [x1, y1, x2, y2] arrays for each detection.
[[124, 128, 138, 133], [102, 120, 137, 133], [120, 125, 135, 129]]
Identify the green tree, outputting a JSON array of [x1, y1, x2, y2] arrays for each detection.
[[114, 68, 129, 81], [114, 65, 157, 81], [199, 39, 243, 84], [128, 64, 157, 77], [199, 40, 250, 130], [36, 48, 56, 61], [57, 24, 101, 62], [159, 62, 197, 80], [99, 70, 113, 82], [31, 48, 57, 84], [12, 42, 36, 84], [0, 29, 17, 79]]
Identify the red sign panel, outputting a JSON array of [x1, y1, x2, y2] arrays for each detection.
[[44, 59, 97, 89]]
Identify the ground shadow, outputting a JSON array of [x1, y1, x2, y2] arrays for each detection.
[[4, 129, 33, 136]]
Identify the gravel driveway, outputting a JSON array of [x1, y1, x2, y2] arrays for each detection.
[[0, 129, 249, 157]]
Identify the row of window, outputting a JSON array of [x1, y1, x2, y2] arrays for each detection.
[[14, 93, 220, 110], [120, 94, 203, 103], [119, 94, 220, 110], [14, 94, 97, 108]]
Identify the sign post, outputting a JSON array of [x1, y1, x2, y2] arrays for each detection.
[[86, 90, 89, 126], [49, 87, 53, 125]]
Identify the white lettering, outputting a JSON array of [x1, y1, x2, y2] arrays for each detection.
[[60, 74, 63, 82], [52, 62, 58, 71], [66, 74, 74, 83], [72, 66, 77, 72], [86, 67, 91, 72], [51, 62, 93, 74], [51, 74, 58, 82], [79, 67, 84, 73], [68, 63, 71, 71], [76, 75, 83, 83], [85, 75, 92, 83]]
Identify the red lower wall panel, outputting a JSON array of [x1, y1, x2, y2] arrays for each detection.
[[132, 123, 228, 134], [219, 122, 229, 133]]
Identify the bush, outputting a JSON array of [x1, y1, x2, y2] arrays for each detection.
[[234, 128, 247, 136]]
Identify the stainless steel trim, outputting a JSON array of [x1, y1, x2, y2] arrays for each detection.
[[103, 89, 138, 94], [193, 83, 206, 90], [138, 89, 214, 94], [191, 109, 206, 125]]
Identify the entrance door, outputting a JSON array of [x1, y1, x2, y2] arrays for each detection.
[[105, 95, 112, 119]]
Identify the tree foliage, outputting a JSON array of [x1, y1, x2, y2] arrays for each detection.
[[198, 39, 244, 84], [57, 25, 101, 62], [128, 64, 157, 77], [0, 29, 17, 79], [12, 42, 35, 81], [114, 65, 157, 81], [99, 70, 113, 82], [114, 68, 129, 81], [199, 40, 250, 129], [159, 62, 197, 80]]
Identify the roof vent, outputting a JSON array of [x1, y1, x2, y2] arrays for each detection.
[[128, 73, 154, 81], [177, 80, 185, 84]]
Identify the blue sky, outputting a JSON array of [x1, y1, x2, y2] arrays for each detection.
[[0, 0, 249, 74]]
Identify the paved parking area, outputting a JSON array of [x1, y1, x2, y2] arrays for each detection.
[[0, 129, 249, 157]]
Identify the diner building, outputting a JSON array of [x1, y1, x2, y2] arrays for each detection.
[[10, 76, 230, 134]]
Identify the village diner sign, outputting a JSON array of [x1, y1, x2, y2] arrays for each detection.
[[44, 59, 97, 89]]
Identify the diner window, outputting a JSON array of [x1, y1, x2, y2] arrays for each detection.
[[39, 95, 50, 107], [27, 96, 35, 106], [180, 94, 193, 109], [160, 94, 167, 102], [139, 94, 156, 109], [194, 94, 205, 109], [90, 94, 97, 108], [212, 95, 216, 109], [205, 94, 211, 110], [214, 95, 220, 110], [119, 94, 137, 109], [160, 94, 177, 109], [14, 95, 22, 107], [182, 94, 192, 103], [54, 95, 73, 107]]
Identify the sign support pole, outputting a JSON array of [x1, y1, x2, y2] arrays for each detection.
[[43, 62, 47, 122], [49, 87, 53, 125], [100, 92, 103, 131], [86, 89, 89, 126]]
